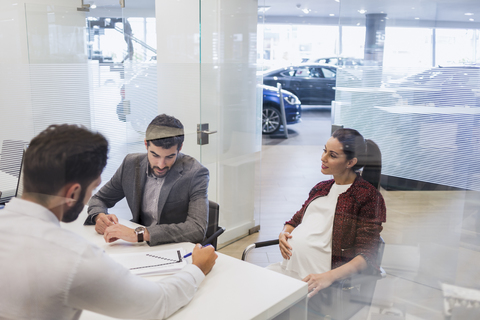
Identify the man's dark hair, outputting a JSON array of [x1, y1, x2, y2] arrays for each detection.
[[146, 114, 184, 150], [23, 124, 108, 198]]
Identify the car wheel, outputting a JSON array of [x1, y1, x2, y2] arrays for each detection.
[[262, 106, 282, 134]]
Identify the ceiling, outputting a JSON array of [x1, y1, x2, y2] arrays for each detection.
[[89, 0, 480, 27]]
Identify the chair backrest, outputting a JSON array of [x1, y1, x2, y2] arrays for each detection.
[[206, 200, 220, 249], [0, 140, 28, 177]]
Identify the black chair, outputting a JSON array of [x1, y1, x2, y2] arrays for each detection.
[[206, 200, 224, 250]]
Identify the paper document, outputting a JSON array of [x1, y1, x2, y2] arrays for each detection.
[[110, 248, 187, 276]]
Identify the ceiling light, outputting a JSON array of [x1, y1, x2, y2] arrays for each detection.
[[90, 4, 97, 9], [329, 13, 335, 16], [465, 13, 474, 16], [356, 23, 360, 26], [258, 6, 270, 13], [302, 8, 311, 14], [415, 17, 419, 20], [358, 9, 367, 14], [470, 18, 475, 21], [335, 0, 340, 2]]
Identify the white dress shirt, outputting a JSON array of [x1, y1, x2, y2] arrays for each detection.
[[0, 198, 205, 320]]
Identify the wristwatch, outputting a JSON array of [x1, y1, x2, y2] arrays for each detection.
[[134, 226, 145, 242]]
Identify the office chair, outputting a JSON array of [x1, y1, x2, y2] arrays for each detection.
[[0, 140, 28, 177], [242, 237, 385, 320], [206, 200, 224, 250]]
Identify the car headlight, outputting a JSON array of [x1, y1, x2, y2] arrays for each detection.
[[284, 95, 300, 105]]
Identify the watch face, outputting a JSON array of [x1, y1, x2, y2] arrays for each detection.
[[135, 227, 145, 233]]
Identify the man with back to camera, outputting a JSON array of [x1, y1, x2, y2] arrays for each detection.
[[85, 114, 209, 245], [0, 124, 217, 320]]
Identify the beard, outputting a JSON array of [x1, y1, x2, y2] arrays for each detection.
[[149, 161, 169, 178], [61, 188, 87, 223]]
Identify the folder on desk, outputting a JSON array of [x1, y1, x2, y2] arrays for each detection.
[[110, 248, 187, 276]]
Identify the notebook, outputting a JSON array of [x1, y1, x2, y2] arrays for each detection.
[[110, 248, 187, 276]]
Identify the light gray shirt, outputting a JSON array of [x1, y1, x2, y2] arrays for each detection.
[[0, 198, 205, 320], [141, 168, 165, 226]]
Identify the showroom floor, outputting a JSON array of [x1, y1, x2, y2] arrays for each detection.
[[218, 106, 480, 320]]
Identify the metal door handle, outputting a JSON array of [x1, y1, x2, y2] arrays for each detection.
[[197, 124, 217, 145]]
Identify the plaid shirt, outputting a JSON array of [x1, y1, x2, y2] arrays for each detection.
[[286, 176, 386, 271]]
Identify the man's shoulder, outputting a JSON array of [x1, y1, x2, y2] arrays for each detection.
[[177, 153, 207, 172], [125, 153, 147, 162]]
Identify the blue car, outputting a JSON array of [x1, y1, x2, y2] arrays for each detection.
[[261, 84, 302, 134]]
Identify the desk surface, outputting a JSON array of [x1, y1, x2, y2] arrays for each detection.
[[62, 210, 308, 320]]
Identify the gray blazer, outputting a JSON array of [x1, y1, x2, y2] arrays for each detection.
[[86, 153, 209, 245]]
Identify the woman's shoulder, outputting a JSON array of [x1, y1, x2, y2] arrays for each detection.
[[351, 176, 382, 197]]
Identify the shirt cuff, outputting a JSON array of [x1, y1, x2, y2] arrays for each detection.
[[182, 264, 205, 286]]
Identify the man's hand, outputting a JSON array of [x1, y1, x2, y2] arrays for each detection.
[[103, 224, 136, 243], [279, 231, 293, 260], [94, 213, 118, 235], [303, 272, 335, 298], [191, 244, 217, 275]]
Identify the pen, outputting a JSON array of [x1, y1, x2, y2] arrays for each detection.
[[182, 227, 226, 259], [183, 248, 206, 259]]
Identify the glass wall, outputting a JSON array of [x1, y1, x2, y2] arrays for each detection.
[[258, 0, 480, 318]]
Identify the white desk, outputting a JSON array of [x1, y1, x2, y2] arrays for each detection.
[[62, 211, 308, 320]]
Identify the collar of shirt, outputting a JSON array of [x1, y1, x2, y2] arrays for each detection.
[[4, 197, 60, 226]]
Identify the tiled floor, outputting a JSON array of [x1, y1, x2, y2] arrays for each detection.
[[218, 107, 480, 319]]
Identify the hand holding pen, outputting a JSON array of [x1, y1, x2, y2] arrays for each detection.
[[183, 227, 225, 259], [190, 244, 217, 275]]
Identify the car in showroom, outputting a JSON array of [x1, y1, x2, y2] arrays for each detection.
[[262, 64, 339, 105], [301, 56, 364, 67], [116, 72, 301, 134], [385, 65, 480, 108], [261, 84, 302, 134]]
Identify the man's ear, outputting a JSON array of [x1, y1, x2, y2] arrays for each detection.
[[65, 183, 82, 207], [144, 140, 149, 150], [177, 143, 183, 153], [347, 157, 358, 169]]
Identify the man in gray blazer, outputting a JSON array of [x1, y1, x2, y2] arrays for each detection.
[[85, 114, 209, 246]]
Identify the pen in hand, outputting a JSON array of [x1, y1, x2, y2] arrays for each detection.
[[183, 227, 226, 259], [183, 245, 211, 259]]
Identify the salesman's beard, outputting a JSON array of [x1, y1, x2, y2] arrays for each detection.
[[62, 188, 87, 223]]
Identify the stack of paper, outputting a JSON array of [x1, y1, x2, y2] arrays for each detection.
[[110, 248, 187, 276]]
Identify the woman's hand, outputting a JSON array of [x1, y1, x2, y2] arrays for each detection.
[[303, 272, 335, 298], [279, 231, 293, 260]]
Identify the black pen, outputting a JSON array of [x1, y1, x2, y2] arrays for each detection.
[[183, 227, 225, 259]]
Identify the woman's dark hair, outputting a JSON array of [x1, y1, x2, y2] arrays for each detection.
[[332, 128, 382, 189], [146, 114, 184, 150], [23, 124, 109, 197]]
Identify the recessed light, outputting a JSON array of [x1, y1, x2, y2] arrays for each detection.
[[356, 23, 360, 26], [329, 13, 335, 16], [465, 13, 474, 16], [470, 18, 475, 21], [302, 8, 311, 14], [358, 9, 367, 14], [335, 0, 340, 2], [415, 17, 419, 20], [258, 6, 270, 13], [90, 4, 97, 9]]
